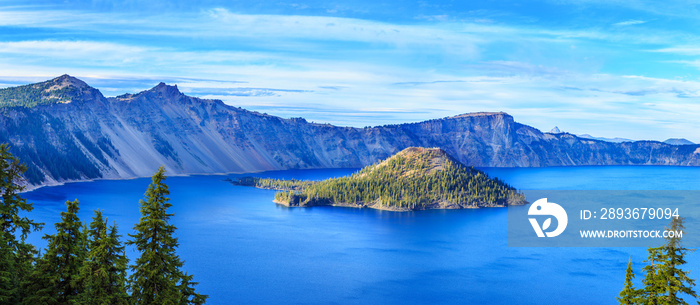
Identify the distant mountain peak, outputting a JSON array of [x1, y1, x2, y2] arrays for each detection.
[[145, 82, 184, 100], [664, 138, 695, 145], [151, 82, 180, 93], [114, 81, 185, 103], [0, 74, 98, 108], [549, 126, 561, 133], [54, 74, 80, 82], [52, 74, 89, 89]]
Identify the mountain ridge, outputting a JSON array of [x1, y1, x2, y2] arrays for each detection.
[[1, 76, 699, 188], [577, 134, 634, 143]]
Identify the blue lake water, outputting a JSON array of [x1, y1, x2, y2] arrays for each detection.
[[21, 166, 700, 304]]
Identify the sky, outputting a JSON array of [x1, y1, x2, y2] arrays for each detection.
[[1, 0, 700, 142]]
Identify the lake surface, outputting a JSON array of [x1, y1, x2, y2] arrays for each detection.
[[22, 166, 700, 304]]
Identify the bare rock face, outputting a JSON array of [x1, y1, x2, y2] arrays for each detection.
[[1, 76, 699, 187]]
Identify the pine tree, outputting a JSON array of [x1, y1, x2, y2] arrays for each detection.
[[24, 199, 86, 304], [178, 273, 207, 305], [641, 247, 665, 305], [618, 257, 640, 305], [128, 166, 207, 304], [658, 217, 696, 305], [629, 217, 697, 305], [79, 210, 129, 304], [0, 143, 43, 303]]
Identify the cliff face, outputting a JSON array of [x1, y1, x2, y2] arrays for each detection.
[[1, 76, 699, 187]]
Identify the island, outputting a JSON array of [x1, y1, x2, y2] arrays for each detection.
[[228, 147, 526, 211]]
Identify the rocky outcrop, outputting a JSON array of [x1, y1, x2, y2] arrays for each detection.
[[1, 75, 699, 187]]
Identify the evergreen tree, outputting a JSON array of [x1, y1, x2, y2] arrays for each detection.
[[178, 273, 207, 305], [128, 166, 207, 304], [618, 257, 640, 305], [641, 247, 666, 305], [625, 217, 697, 305], [658, 217, 696, 305], [23, 199, 86, 304], [79, 210, 129, 304], [0, 143, 43, 303]]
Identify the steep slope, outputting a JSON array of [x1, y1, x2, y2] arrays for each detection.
[[269, 147, 526, 211], [1, 76, 699, 187]]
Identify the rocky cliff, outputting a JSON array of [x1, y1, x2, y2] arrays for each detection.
[[1, 75, 699, 187]]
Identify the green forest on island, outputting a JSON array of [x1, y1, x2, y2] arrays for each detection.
[[232, 147, 526, 210]]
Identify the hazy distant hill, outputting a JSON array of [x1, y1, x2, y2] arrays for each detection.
[[664, 138, 695, 145], [577, 134, 634, 143], [1, 75, 699, 187]]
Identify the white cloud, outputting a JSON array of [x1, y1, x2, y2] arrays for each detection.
[[0, 40, 149, 58], [546, 0, 700, 20], [652, 46, 700, 55], [613, 20, 646, 26], [0, 7, 699, 142]]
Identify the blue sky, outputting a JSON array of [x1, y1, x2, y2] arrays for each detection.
[[1, 0, 700, 142]]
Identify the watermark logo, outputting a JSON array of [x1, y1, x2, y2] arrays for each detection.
[[528, 198, 568, 237]]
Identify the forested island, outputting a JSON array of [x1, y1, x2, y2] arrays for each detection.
[[229, 147, 526, 211]]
